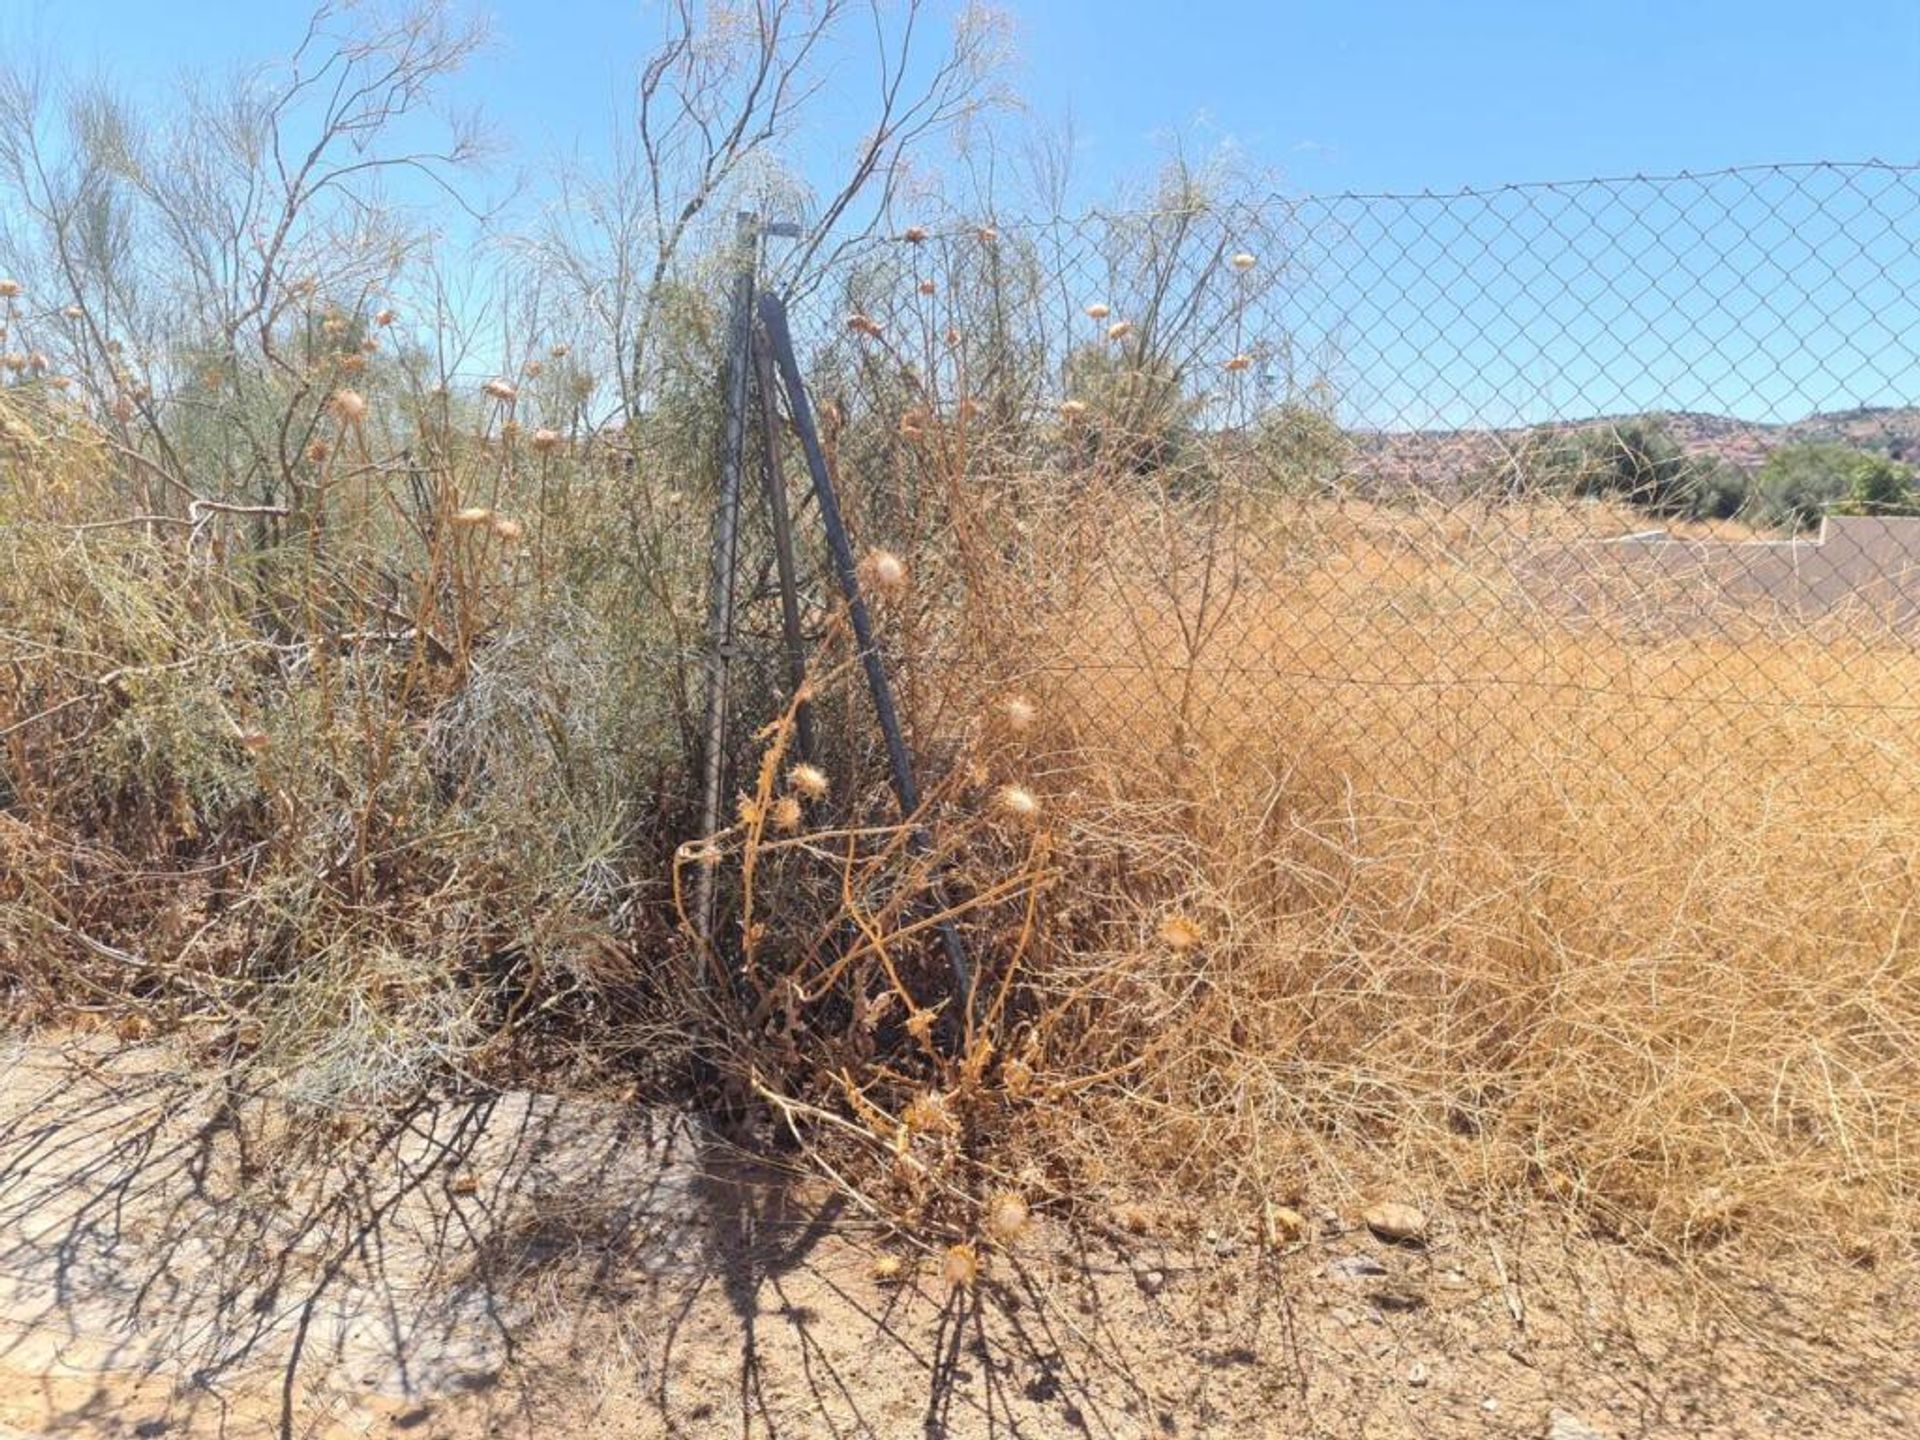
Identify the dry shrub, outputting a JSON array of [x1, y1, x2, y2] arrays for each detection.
[[846, 477, 1920, 1261], [5, 308, 1918, 1281], [0, 386, 695, 1110]]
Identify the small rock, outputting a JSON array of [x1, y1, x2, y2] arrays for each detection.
[[1138, 1268, 1168, 1296], [1266, 1204, 1308, 1244], [1547, 1411, 1615, 1440], [1407, 1361, 1430, 1387], [1482, 1398, 1500, 1413], [1327, 1253, 1389, 1281], [1363, 1201, 1428, 1245]]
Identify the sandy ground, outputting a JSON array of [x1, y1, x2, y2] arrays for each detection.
[[0, 1033, 1911, 1439]]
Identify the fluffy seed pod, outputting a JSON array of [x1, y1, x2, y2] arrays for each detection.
[[788, 763, 830, 800], [62, 305, 83, 320], [984, 1193, 1031, 1247], [374, 307, 397, 326], [975, 225, 998, 244], [846, 313, 883, 339], [453, 506, 493, 527], [482, 377, 518, 402], [1084, 302, 1111, 320], [1107, 320, 1134, 341], [902, 226, 929, 243], [857, 548, 908, 599], [917, 279, 937, 296], [549, 343, 570, 359], [530, 427, 562, 452], [1158, 913, 1205, 952], [329, 388, 367, 424], [995, 784, 1040, 822], [306, 438, 331, 463], [1231, 252, 1257, 271], [0, 279, 20, 299], [771, 795, 803, 832], [1225, 354, 1253, 373], [944, 1243, 979, 1289], [490, 514, 524, 542], [1002, 695, 1037, 733], [1059, 399, 1089, 419]]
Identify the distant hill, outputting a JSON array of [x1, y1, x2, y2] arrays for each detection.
[[1351, 405, 1920, 493]]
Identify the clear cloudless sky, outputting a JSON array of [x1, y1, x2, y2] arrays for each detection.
[[6, 0, 1918, 203]]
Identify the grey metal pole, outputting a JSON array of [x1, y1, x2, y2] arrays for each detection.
[[754, 336, 817, 764], [756, 291, 976, 1021], [692, 212, 761, 952]]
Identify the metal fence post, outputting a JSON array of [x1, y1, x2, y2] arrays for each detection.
[[691, 211, 761, 954]]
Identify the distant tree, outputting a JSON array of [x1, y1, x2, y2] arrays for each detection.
[[1756, 443, 1916, 530], [1251, 398, 1349, 494], [1515, 416, 1749, 519]]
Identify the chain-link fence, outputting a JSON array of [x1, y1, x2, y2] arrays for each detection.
[[731, 162, 1920, 817]]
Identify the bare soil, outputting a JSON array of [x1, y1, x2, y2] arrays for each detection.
[[0, 1033, 1909, 1439]]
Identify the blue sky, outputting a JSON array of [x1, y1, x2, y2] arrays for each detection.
[[11, 1, 1918, 201], [6, 1, 1918, 427]]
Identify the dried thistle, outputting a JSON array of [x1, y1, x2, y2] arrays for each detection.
[[787, 763, 830, 800], [943, 1243, 979, 1289], [1084, 301, 1111, 320], [329, 389, 368, 425], [995, 785, 1040, 822], [530, 427, 562, 452], [857, 548, 909, 599], [482, 377, 518, 403], [1107, 320, 1134, 341], [984, 1192, 1032, 1247], [1158, 913, 1205, 953]]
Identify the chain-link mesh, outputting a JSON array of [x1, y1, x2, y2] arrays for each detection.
[[740, 162, 1920, 816]]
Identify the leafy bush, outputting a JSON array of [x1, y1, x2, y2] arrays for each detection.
[[1756, 443, 1917, 529], [1505, 416, 1748, 519]]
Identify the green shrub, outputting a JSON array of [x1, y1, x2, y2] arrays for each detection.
[[1756, 443, 1916, 529]]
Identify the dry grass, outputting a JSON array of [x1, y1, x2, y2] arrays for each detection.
[[4, 351, 1917, 1290], [1014, 505, 1920, 1261]]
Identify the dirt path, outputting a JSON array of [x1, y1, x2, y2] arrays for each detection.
[[0, 1034, 1909, 1438]]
